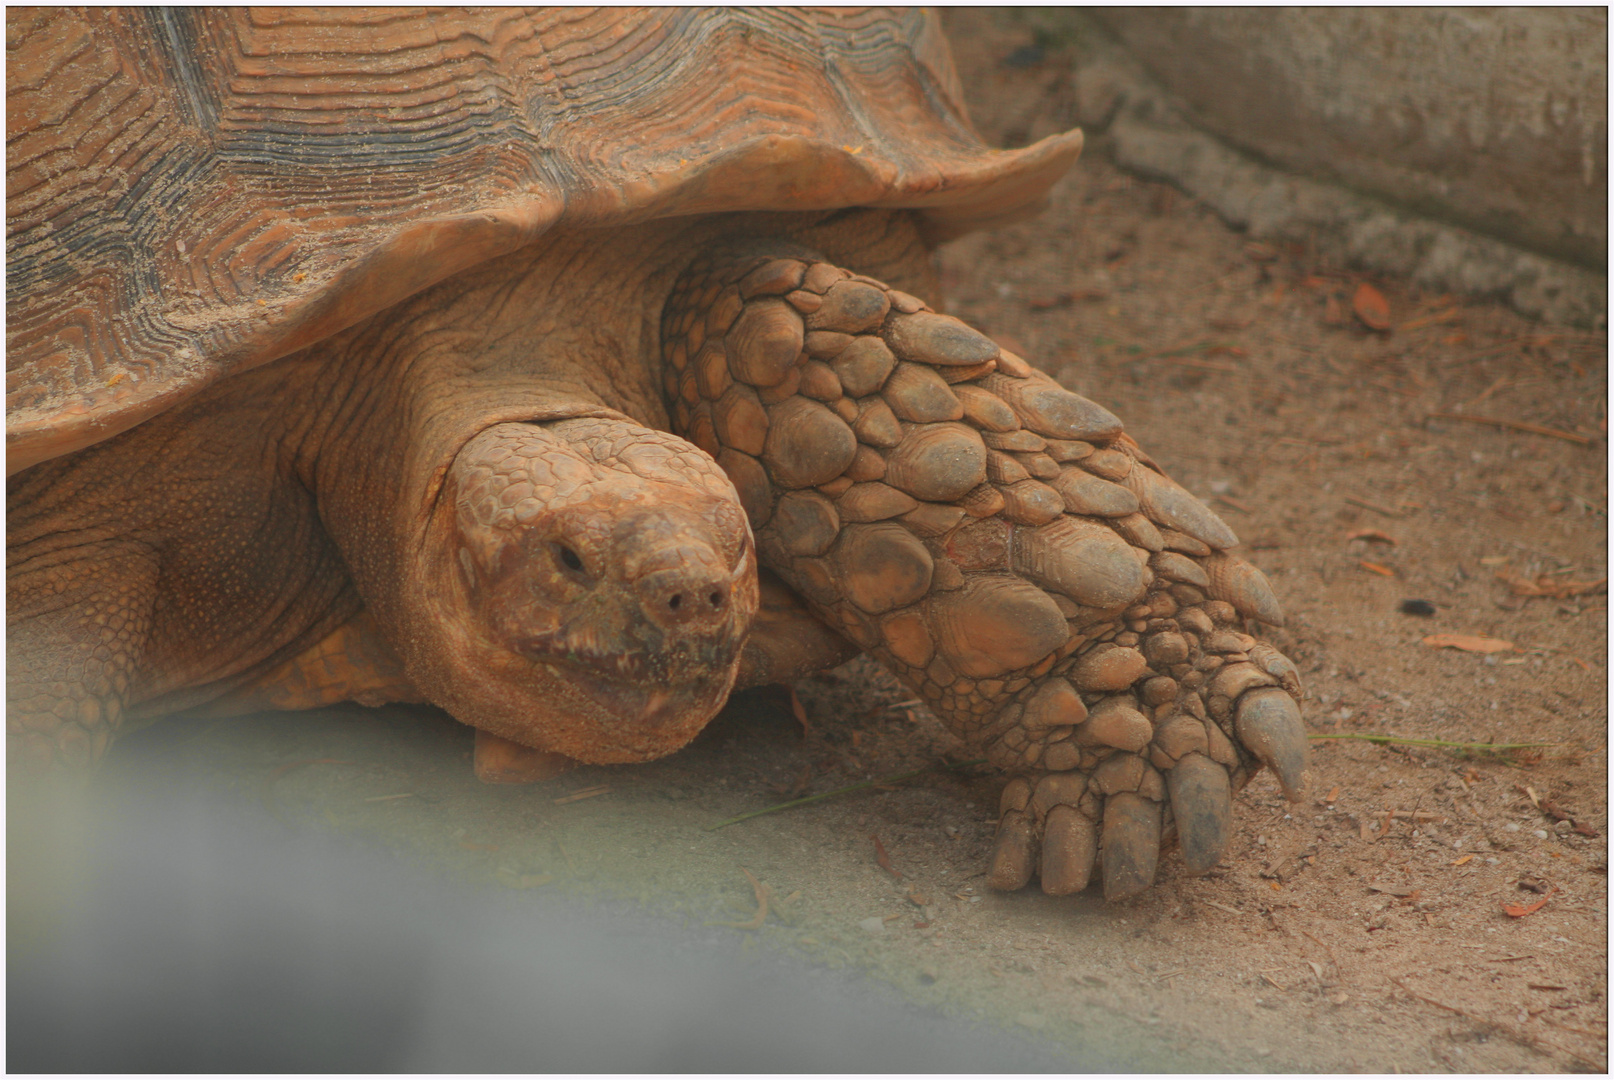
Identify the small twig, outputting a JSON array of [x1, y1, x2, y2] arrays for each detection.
[[1344, 495, 1403, 518], [709, 867, 771, 930], [705, 758, 988, 830], [1426, 412, 1593, 446], [1390, 977, 1554, 1057], [1309, 733, 1561, 753]]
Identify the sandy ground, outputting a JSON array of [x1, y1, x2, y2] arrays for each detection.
[[17, 11, 1606, 1074]]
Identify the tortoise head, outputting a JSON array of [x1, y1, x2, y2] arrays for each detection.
[[415, 418, 758, 763]]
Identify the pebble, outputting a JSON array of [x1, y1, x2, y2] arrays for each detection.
[[858, 916, 888, 935]]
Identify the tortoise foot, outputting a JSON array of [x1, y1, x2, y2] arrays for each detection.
[[473, 728, 578, 783], [662, 249, 1307, 900]]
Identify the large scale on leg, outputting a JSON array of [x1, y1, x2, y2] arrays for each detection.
[[663, 250, 1311, 900]]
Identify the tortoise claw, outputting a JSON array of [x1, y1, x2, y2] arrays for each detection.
[[987, 809, 1037, 891], [1166, 751, 1232, 875], [1235, 687, 1311, 800], [1100, 791, 1161, 901], [1039, 803, 1098, 895]]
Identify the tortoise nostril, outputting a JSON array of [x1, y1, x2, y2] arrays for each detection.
[[708, 590, 723, 608], [556, 544, 584, 573], [668, 593, 683, 611]]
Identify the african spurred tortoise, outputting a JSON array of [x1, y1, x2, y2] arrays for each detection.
[[7, 8, 1308, 900]]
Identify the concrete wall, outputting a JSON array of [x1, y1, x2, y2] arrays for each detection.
[[1094, 7, 1606, 271]]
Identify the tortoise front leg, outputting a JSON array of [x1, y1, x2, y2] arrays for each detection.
[[662, 251, 1310, 900], [6, 543, 157, 774]]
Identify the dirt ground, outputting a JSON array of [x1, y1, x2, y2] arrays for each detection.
[[39, 11, 1607, 1073]]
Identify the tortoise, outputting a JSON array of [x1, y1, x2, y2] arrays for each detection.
[[7, 8, 1309, 901]]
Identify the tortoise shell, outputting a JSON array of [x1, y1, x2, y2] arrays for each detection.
[[5, 7, 1081, 474]]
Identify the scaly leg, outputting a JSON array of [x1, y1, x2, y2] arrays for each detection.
[[7, 543, 157, 774], [662, 250, 1310, 900]]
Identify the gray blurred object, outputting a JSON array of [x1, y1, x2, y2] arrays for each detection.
[[8, 751, 1099, 1074], [1066, 7, 1607, 326]]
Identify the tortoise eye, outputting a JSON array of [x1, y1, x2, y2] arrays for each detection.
[[555, 544, 584, 573]]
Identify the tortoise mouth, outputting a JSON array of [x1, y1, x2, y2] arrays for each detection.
[[519, 642, 739, 731]]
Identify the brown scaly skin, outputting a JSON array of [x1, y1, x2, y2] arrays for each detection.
[[6, 209, 1307, 899]]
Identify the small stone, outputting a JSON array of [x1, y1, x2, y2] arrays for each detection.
[[1177, 607, 1214, 636], [884, 311, 1001, 366], [858, 916, 887, 935], [726, 298, 805, 386]]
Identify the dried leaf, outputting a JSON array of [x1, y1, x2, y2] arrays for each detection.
[[1347, 528, 1397, 545], [1498, 572, 1607, 600], [1353, 282, 1392, 331], [1360, 560, 1396, 577], [1422, 634, 1513, 654], [1452, 854, 1474, 867], [871, 833, 904, 880], [1502, 887, 1557, 918]]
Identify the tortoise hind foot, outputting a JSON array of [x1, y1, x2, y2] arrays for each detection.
[[663, 252, 1307, 901]]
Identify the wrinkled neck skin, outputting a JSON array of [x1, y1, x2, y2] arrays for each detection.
[[304, 208, 936, 760]]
